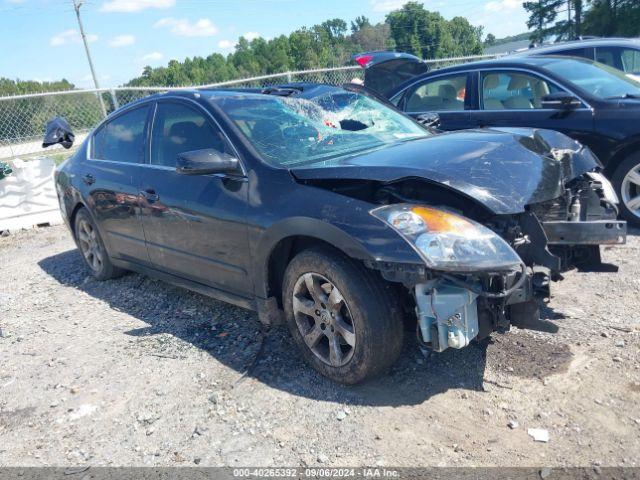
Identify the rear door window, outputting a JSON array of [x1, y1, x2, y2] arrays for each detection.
[[620, 48, 640, 75], [92, 105, 149, 163], [404, 74, 468, 113], [596, 47, 623, 70], [594, 46, 640, 75]]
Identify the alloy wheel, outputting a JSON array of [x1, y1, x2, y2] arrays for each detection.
[[77, 219, 104, 272], [621, 164, 640, 220], [292, 272, 356, 367]]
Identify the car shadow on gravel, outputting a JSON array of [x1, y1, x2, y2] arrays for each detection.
[[38, 249, 565, 406]]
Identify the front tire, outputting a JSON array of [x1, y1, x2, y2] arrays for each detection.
[[282, 247, 404, 384], [612, 152, 640, 228], [74, 208, 124, 281]]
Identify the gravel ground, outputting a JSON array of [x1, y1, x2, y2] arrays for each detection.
[[0, 225, 639, 467]]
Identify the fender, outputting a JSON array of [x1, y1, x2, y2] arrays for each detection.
[[253, 216, 375, 299]]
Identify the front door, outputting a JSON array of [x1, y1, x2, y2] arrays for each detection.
[[138, 99, 252, 296], [469, 70, 595, 146], [84, 104, 151, 264], [400, 72, 472, 130]]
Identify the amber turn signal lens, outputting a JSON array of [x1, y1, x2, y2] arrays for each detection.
[[411, 206, 476, 234]]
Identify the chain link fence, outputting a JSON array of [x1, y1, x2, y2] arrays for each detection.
[[0, 54, 499, 161]]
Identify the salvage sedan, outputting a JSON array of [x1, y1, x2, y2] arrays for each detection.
[[50, 84, 626, 384]]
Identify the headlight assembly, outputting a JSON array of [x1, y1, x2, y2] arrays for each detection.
[[371, 204, 523, 272]]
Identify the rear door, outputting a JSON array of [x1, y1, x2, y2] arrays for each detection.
[[469, 69, 595, 145], [397, 72, 473, 130], [138, 99, 252, 296], [84, 104, 151, 265]]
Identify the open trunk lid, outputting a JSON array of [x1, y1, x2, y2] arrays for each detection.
[[353, 51, 429, 99]]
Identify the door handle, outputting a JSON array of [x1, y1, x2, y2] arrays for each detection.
[[82, 173, 95, 185], [140, 188, 159, 203]]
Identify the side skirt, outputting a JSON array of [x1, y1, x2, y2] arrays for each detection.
[[111, 258, 256, 312]]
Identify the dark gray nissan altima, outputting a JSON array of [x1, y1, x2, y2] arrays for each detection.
[[48, 84, 626, 383]]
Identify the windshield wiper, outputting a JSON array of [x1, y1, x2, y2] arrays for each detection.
[[606, 93, 640, 99]]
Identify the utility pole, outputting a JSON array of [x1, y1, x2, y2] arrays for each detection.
[[72, 0, 107, 117]]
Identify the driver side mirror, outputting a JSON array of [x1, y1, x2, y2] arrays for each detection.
[[42, 116, 75, 149], [176, 148, 242, 176], [541, 92, 582, 110]]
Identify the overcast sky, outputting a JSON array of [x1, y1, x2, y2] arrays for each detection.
[[0, 0, 530, 88]]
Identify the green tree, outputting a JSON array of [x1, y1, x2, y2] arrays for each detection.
[[351, 23, 392, 52], [582, 0, 640, 37], [386, 2, 480, 59], [484, 33, 497, 46], [523, 0, 564, 42], [350, 16, 371, 33], [447, 17, 483, 56]]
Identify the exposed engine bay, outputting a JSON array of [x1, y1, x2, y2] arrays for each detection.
[[391, 171, 623, 352], [295, 164, 626, 354]]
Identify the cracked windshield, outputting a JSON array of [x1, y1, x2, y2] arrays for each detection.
[[214, 91, 428, 167]]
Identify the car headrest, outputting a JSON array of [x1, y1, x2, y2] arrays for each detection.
[[507, 75, 529, 90], [438, 84, 457, 100], [484, 74, 501, 90]]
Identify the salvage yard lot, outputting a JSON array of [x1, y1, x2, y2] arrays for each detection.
[[0, 225, 639, 466]]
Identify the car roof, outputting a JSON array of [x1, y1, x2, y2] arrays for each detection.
[[513, 37, 640, 56]]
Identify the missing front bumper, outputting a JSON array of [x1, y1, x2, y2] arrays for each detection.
[[542, 220, 626, 245]]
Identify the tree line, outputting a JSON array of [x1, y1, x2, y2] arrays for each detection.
[[524, 0, 640, 43], [126, 2, 483, 87]]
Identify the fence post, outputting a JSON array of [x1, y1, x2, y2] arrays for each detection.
[[110, 89, 119, 111], [287, 71, 292, 82]]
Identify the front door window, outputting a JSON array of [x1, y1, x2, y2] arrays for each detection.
[[481, 71, 564, 110]]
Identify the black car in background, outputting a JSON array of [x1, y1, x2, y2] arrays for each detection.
[[356, 53, 640, 226], [514, 37, 640, 81], [50, 84, 625, 384]]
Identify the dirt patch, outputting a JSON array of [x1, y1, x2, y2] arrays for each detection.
[[0, 407, 36, 430], [486, 331, 573, 380], [1, 225, 639, 467]]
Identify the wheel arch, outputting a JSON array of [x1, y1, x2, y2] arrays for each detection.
[[604, 137, 640, 177], [68, 201, 87, 241], [256, 217, 374, 303]]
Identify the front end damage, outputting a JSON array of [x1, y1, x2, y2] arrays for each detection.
[[291, 128, 627, 354], [370, 169, 626, 354]]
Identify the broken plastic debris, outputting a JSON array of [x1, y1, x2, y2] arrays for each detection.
[[528, 428, 549, 442]]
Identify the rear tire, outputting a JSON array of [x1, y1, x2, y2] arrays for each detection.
[[282, 247, 404, 384], [612, 152, 640, 228], [74, 208, 125, 281]]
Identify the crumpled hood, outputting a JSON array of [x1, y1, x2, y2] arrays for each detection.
[[290, 127, 600, 215]]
